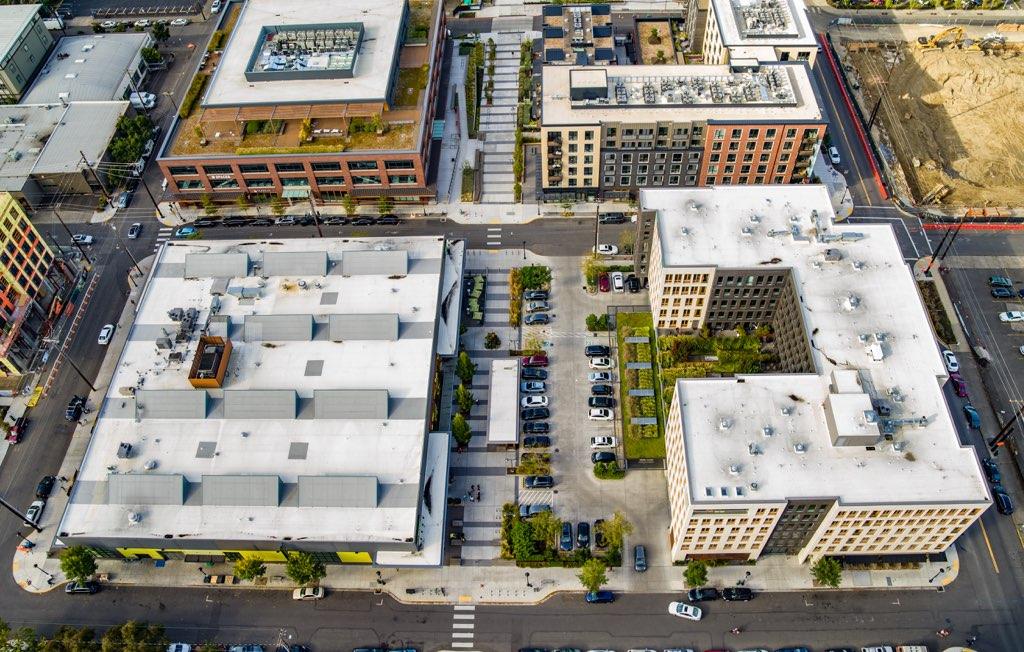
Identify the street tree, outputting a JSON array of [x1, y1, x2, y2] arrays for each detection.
[[510, 520, 535, 559], [59, 546, 97, 583], [100, 621, 167, 652], [454, 383, 475, 415], [233, 557, 266, 582], [683, 560, 708, 588], [376, 195, 394, 217], [285, 551, 326, 586], [270, 196, 286, 216], [529, 510, 562, 552], [484, 332, 501, 350], [151, 22, 170, 42], [201, 194, 218, 217], [455, 351, 477, 384], [342, 194, 357, 217], [451, 413, 472, 447], [597, 511, 633, 552], [41, 626, 99, 652], [577, 558, 608, 593], [234, 194, 251, 211], [811, 556, 842, 588]]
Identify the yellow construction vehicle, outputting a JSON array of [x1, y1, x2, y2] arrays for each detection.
[[966, 34, 1007, 53], [916, 26, 966, 51]]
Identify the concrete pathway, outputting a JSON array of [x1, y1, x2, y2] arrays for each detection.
[[479, 32, 526, 204]]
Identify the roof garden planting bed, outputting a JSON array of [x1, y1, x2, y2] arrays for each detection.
[[616, 311, 665, 460], [657, 329, 775, 407]]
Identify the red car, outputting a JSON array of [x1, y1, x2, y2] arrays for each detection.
[[598, 272, 610, 292], [949, 373, 968, 399], [5, 416, 27, 444], [521, 354, 549, 368]]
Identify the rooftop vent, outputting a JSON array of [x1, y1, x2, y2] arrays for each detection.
[[780, 406, 792, 416], [116, 442, 133, 459], [728, 464, 741, 475], [749, 214, 761, 223], [851, 260, 865, 271], [680, 227, 690, 236], [762, 425, 774, 437], [750, 481, 759, 491], [893, 441, 907, 452], [841, 293, 861, 311], [719, 418, 732, 431], [823, 248, 843, 262], [144, 459, 158, 470], [127, 511, 142, 525], [748, 443, 762, 455], [793, 443, 808, 454], [741, 226, 754, 237]]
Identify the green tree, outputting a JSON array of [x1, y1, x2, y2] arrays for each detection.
[[455, 383, 475, 415], [285, 551, 326, 586], [233, 557, 266, 582], [484, 332, 501, 350], [811, 556, 842, 588], [342, 194, 357, 216], [581, 254, 602, 287], [140, 47, 162, 64], [451, 413, 472, 447], [684, 559, 708, 588], [151, 22, 170, 42], [520, 265, 551, 289], [376, 195, 394, 217], [100, 621, 167, 652], [59, 546, 97, 583], [41, 625, 99, 652], [234, 194, 251, 211], [455, 351, 477, 384], [515, 453, 550, 476], [577, 558, 608, 592], [510, 520, 535, 559], [648, 27, 661, 45], [270, 196, 286, 216], [200, 194, 218, 216], [529, 510, 562, 551], [619, 227, 636, 254], [597, 511, 634, 552]]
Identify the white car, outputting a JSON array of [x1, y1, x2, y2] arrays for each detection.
[[941, 349, 959, 373], [211, 0, 222, 13], [591, 436, 616, 448], [133, 19, 151, 28], [170, 18, 190, 26], [589, 408, 614, 421], [999, 311, 1024, 323], [72, 234, 94, 245], [829, 146, 841, 165], [97, 324, 115, 345], [667, 601, 702, 621], [100, 20, 118, 29], [589, 356, 613, 370], [292, 587, 325, 600], [521, 395, 549, 408], [167, 645, 192, 652], [588, 371, 612, 383], [24, 500, 44, 527], [1019, 345, 1024, 356], [594, 244, 618, 256], [611, 271, 625, 293]]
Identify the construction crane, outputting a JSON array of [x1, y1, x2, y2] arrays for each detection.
[[916, 26, 966, 51]]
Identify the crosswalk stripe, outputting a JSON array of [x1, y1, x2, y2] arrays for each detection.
[[449, 644, 475, 649], [452, 632, 474, 639], [452, 613, 475, 620], [454, 605, 476, 611], [452, 623, 474, 630]]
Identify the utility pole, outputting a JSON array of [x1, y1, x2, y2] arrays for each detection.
[[53, 205, 92, 265], [1, 493, 40, 532], [133, 171, 167, 220], [593, 205, 601, 251], [63, 353, 97, 392], [79, 151, 111, 201], [307, 192, 323, 238], [990, 404, 1024, 455], [937, 212, 968, 262], [109, 222, 143, 277]]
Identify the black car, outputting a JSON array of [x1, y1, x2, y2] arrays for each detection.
[[65, 395, 85, 422], [64, 581, 99, 594], [591, 451, 615, 464], [377, 215, 401, 225], [588, 396, 615, 409], [323, 216, 349, 225], [523, 422, 550, 434], [593, 518, 607, 548], [591, 384, 613, 396], [585, 345, 610, 357], [633, 545, 647, 572], [250, 219, 273, 226], [299, 215, 315, 226], [991, 287, 1014, 298], [598, 212, 627, 224], [525, 475, 554, 489], [981, 458, 1001, 484], [521, 407, 550, 421], [521, 367, 548, 381], [223, 219, 248, 227], [35, 476, 56, 499], [524, 290, 548, 301], [522, 435, 552, 448], [576, 521, 590, 548], [687, 587, 720, 602], [994, 492, 1015, 515], [351, 217, 377, 226], [192, 218, 220, 227], [722, 587, 754, 601], [626, 276, 641, 293], [560, 522, 573, 552]]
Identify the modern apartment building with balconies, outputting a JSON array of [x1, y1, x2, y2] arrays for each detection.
[[703, 0, 818, 66]]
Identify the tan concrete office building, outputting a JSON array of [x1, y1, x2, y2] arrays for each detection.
[[703, 0, 818, 66], [642, 186, 990, 563], [0, 4, 52, 103]]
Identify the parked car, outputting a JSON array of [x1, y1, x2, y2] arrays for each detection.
[[115, 190, 133, 209], [941, 349, 959, 373], [585, 590, 615, 603], [981, 458, 1001, 484], [35, 476, 56, 499], [251, 219, 273, 226], [97, 324, 115, 345], [192, 218, 219, 227], [585, 345, 610, 357], [593, 244, 618, 255], [71, 234, 94, 245], [526, 301, 550, 313], [633, 544, 647, 572], [687, 587, 720, 602], [999, 311, 1024, 322], [351, 217, 376, 226], [588, 371, 612, 383], [598, 272, 610, 292], [323, 216, 348, 225], [829, 146, 841, 164], [521, 407, 550, 421], [521, 395, 549, 408], [589, 407, 613, 420], [521, 354, 549, 368], [667, 602, 702, 620], [994, 491, 1015, 515], [292, 587, 325, 600], [518, 503, 551, 518], [65, 581, 99, 595], [775, 648, 810, 652], [591, 451, 616, 463], [525, 475, 554, 489], [24, 500, 44, 526], [991, 287, 1014, 298], [211, 0, 222, 12], [598, 212, 627, 224], [723, 587, 754, 601], [275, 216, 297, 226], [522, 435, 551, 447], [522, 368, 548, 381], [560, 522, 573, 551], [521, 381, 546, 394], [100, 20, 118, 28], [133, 19, 151, 28], [588, 396, 615, 409], [963, 404, 981, 429], [524, 290, 548, 300], [589, 357, 613, 370], [593, 519, 607, 548], [949, 374, 968, 398], [127, 222, 142, 239], [65, 395, 85, 422], [626, 275, 641, 293], [611, 271, 625, 293], [522, 422, 550, 435], [591, 384, 613, 396], [6, 416, 28, 444], [377, 215, 401, 225], [525, 313, 551, 325], [174, 226, 197, 237], [988, 275, 1013, 288], [576, 521, 590, 548], [170, 18, 190, 26]]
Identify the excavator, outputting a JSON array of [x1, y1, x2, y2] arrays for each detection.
[[916, 26, 966, 51]]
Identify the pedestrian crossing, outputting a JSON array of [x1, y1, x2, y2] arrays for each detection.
[[450, 605, 476, 650], [486, 227, 502, 247], [154, 227, 172, 252]]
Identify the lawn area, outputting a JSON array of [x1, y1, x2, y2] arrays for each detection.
[[394, 66, 428, 107], [616, 312, 666, 460]]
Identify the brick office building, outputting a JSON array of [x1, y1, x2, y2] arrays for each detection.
[[157, 0, 445, 206]]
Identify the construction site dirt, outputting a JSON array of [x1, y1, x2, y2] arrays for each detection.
[[847, 41, 1024, 209]]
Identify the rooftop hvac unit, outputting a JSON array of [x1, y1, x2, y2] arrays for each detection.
[[127, 511, 142, 525], [116, 442, 133, 459]]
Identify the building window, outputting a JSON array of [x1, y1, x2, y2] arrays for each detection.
[[603, 176, 614, 185], [607, 127, 617, 137], [584, 130, 594, 139], [315, 177, 346, 185], [619, 177, 630, 186], [637, 176, 647, 185], [280, 177, 309, 187], [351, 175, 381, 185], [274, 163, 304, 173], [348, 161, 378, 170], [385, 160, 415, 170], [669, 175, 680, 185], [311, 162, 342, 171], [713, 129, 724, 139], [203, 165, 233, 175], [211, 179, 239, 189], [238, 164, 268, 174], [177, 179, 203, 189], [169, 166, 198, 175], [568, 131, 578, 141], [244, 177, 274, 188], [388, 174, 417, 185]]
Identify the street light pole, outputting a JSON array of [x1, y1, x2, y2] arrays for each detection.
[[1, 493, 40, 532], [53, 206, 93, 265], [524, 571, 532, 587], [110, 223, 143, 277]]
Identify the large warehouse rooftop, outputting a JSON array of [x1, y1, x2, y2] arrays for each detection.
[[59, 236, 464, 564], [642, 186, 989, 506]]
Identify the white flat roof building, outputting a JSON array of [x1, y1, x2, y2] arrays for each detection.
[[21, 33, 151, 104], [203, 0, 406, 108], [58, 236, 465, 565], [642, 186, 989, 561], [704, 0, 818, 66], [487, 359, 519, 446]]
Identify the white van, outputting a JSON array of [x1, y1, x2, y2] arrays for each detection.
[[129, 92, 156, 110]]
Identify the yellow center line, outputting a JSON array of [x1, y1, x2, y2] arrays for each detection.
[[979, 519, 1000, 574], [1015, 523, 1024, 552]]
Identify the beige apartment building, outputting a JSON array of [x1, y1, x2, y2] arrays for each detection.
[[703, 0, 818, 66], [643, 186, 990, 563]]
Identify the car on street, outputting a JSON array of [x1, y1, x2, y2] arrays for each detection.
[[71, 234, 94, 245], [521, 381, 546, 394], [351, 217, 376, 225], [585, 345, 610, 357], [521, 395, 549, 408], [522, 435, 551, 448], [115, 190, 133, 209], [591, 451, 616, 464], [634, 544, 647, 572], [593, 519, 607, 548], [526, 301, 550, 313], [65, 580, 99, 594], [611, 271, 624, 293], [963, 404, 981, 429], [589, 357, 613, 370], [598, 272, 610, 292], [588, 371, 612, 383], [598, 212, 627, 224], [522, 354, 549, 367], [523, 422, 550, 435], [192, 218, 219, 227], [560, 522, 573, 551], [941, 349, 959, 373], [323, 216, 348, 225], [994, 491, 1015, 515], [174, 226, 197, 237], [525, 313, 550, 325], [593, 244, 618, 255], [585, 590, 615, 603], [524, 290, 548, 300], [24, 499, 44, 526], [667, 601, 702, 621], [723, 587, 754, 601], [591, 384, 613, 396], [991, 287, 1014, 298], [65, 395, 85, 422], [982, 458, 1001, 484], [774, 648, 810, 652], [999, 311, 1024, 322], [211, 0, 222, 12], [170, 18, 190, 26], [36, 476, 56, 499], [133, 19, 151, 27], [949, 373, 968, 398], [250, 219, 273, 226], [525, 475, 554, 489], [292, 587, 325, 600], [589, 407, 613, 420], [127, 222, 142, 239], [829, 146, 841, 165], [519, 503, 551, 518], [687, 587, 720, 602], [377, 215, 401, 225], [988, 275, 1013, 288], [522, 367, 548, 381], [275, 216, 297, 225], [521, 407, 549, 421], [576, 521, 590, 548], [97, 324, 115, 345], [588, 396, 614, 409]]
